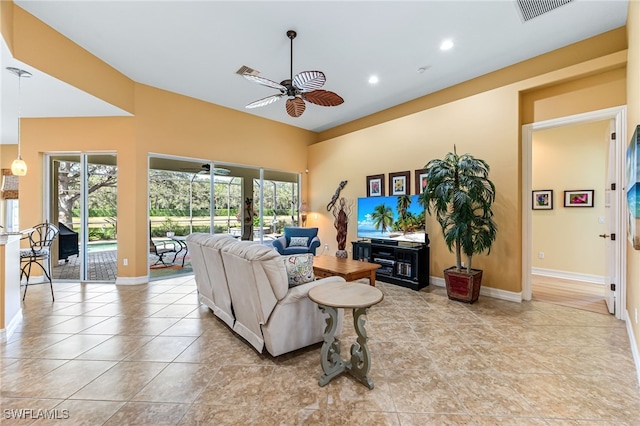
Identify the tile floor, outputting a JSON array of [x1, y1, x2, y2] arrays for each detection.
[[2, 277, 640, 425]]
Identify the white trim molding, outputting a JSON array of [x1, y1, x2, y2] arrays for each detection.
[[430, 276, 445, 287], [625, 309, 640, 387], [115, 276, 149, 285], [522, 105, 627, 320], [0, 309, 23, 343], [531, 267, 606, 285]]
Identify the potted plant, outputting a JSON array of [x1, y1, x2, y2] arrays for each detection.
[[421, 146, 497, 303], [163, 218, 176, 237]]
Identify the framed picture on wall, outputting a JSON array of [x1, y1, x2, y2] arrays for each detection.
[[627, 125, 640, 249], [415, 169, 428, 195], [564, 190, 594, 207], [389, 171, 410, 195], [366, 174, 385, 197], [532, 190, 553, 210]]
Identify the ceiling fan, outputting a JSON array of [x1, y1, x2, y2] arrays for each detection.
[[243, 30, 344, 118], [179, 164, 231, 176]]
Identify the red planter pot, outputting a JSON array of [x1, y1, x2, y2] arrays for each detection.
[[443, 267, 483, 304]]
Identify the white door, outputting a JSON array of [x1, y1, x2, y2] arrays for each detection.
[[603, 124, 617, 314]]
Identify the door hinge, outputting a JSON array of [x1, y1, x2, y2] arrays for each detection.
[[611, 132, 616, 140], [611, 183, 616, 190], [610, 283, 616, 291], [611, 233, 616, 241]]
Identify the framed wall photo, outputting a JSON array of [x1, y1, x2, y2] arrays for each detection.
[[564, 190, 594, 207], [532, 190, 553, 210], [389, 171, 410, 196], [627, 125, 640, 249], [366, 174, 385, 197], [415, 169, 428, 195]]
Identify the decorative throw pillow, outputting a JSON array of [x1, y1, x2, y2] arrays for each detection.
[[283, 253, 315, 287], [289, 236, 309, 247]]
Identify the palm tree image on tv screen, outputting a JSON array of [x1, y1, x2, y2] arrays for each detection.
[[357, 195, 426, 243]]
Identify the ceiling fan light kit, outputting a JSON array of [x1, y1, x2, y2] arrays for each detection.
[[243, 30, 344, 118]]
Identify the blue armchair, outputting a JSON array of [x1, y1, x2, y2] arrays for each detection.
[[273, 227, 321, 255]]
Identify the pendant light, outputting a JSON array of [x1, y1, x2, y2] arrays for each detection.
[[6, 67, 32, 176]]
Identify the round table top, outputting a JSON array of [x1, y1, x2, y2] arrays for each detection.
[[308, 281, 384, 309]]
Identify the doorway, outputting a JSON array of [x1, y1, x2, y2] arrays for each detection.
[[47, 153, 118, 283], [522, 106, 626, 320]]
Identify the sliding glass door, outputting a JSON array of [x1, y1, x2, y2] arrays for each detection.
[[48, 153, 117, 282], [147, 155, 300, 280]]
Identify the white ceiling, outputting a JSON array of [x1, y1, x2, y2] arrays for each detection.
[[2, 0, 630, 138]]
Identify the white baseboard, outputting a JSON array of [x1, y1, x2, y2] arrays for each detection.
[[0, 309, 23, 343], [430, 276, 445, 287], [429, 276, 522, 303], [115, 276, 149, 285], [532, 267, 605, 285], [625, 309, 640, 387], [480, 285, 523, 303]]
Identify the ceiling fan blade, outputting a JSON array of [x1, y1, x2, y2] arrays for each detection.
[[292, 71, 326, 92], [285, 97, 306, 117], [302, 90, 344, 107], [246, 94, 284, 109], [243, 74, 286, 91]]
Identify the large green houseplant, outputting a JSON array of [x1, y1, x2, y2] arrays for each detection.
[[421, 146, 497, 303]]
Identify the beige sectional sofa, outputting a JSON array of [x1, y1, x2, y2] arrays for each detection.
[[186, 233, 345, 356]]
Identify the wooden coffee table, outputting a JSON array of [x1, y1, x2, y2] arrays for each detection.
[[312, 255, 381, 286]]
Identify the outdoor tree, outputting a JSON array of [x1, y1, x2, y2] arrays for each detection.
[[57, 161, 117, 227]]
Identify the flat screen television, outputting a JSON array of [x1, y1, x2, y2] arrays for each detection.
[[357, 195, 427, 244]]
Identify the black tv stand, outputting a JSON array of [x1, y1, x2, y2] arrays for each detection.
[[371, 239, 398, 246], [352, 240, 429, 291]]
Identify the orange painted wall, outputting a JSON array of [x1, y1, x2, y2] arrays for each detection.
[[17, 117, 139, 272], [15, 86, 314, 279], [308, 37, 626, 295], [134, 84, 314, 170], [521, 67, 626, 124], [8, 5, 135, 114], [0, 0, 635, 326], [0, 0, 14, 51]]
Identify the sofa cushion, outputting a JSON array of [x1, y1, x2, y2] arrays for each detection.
[[282, 253, 315, 287], [289, 236, 309, 247]]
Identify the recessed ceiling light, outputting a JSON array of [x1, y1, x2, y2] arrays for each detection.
[[368, 75, 379, 84], [440, 39, 454, 51]]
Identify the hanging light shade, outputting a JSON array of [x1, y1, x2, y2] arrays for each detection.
[[6, 67, 32, 177], [11, 158, 27, 176]]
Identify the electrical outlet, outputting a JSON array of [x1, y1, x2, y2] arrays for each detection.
[[538, 252, 544, 259], [123, 258, 128, 266], [461, 261, 465, 267]]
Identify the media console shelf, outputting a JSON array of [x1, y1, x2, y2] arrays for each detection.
[[351, 239, 429, 291]]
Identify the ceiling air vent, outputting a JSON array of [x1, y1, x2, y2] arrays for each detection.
[[516, 0, 574, 22], [235, 65, 259, 76]]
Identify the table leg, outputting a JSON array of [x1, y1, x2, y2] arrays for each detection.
[[317, 305, 345, 386], [369, 270, 376, 286], [347, 307, 374, 389]]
